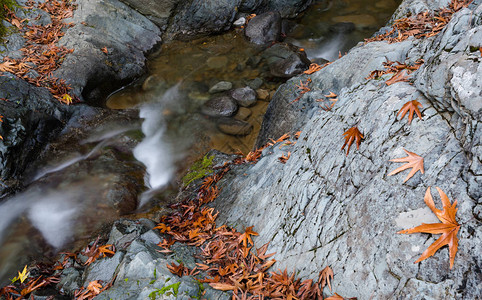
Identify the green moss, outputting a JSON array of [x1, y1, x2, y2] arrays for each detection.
[[148, 282, 181, 299], [182, 154, 214, 186], [0, 0, 18, 38]]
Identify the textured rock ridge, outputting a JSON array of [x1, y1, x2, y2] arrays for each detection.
[[210, 1, 482, 298]]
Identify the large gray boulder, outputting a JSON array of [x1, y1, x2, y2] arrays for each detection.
[[210, 2, 481, 299], [53, 0, 161, 106]]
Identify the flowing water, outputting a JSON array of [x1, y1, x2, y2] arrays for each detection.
[[0, 0, 400, 284]]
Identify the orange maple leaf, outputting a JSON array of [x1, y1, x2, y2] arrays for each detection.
[[397, 100, 423, 124], [341, 126, 364, 156], [303, 63, 322, 75], [86, 280, 102, 295], [238, 226, 259, 247], [209, 282, 236, 291], [386, 69, 410, 86], [101, 47, 108, 54], [388, 149, 424, 183], [398, 187, 460, 269]]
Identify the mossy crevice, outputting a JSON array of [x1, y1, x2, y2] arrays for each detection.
[[0, 0, 18, 39], [182, 154, 215, 186]]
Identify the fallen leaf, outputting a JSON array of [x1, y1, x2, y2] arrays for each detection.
[[398, 187, 460, 269], [341, 126, 364, 156], [397, 100, 423, 124], [0, 61, 16, 73], [238, 226, 259, 247], [86, 280, 102, 295], [388, 149, 424, 183], [324, 92, 337, 98], [326, 293, 345, 300], [17, 265, 30, 283], [319, 266, 334, 292], [303, 63, 322, 74], [209, 282, 236, 291], [385, 69, 410, 86], [278, 152, 291, 164], [101, 47, 108, 54]]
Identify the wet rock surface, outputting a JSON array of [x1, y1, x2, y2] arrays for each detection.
[[217, 118, 254, 136], [262, 43, 311, 78]]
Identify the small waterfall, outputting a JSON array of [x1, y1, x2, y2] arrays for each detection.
[[134, 83, 182, 207]]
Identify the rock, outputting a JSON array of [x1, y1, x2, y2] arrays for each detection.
[[262, 43, 311, 78], [234, 107, 253, 120], [201, 96, 238, 117], [209, 81, 233, 94], [332, 14, 378, 30], [247, 77, 264, 89], [142, 74, 167, 92], [234, 17, 246, 27], [211, 2, 482, 299], [329, 22, 356, 33], [217, 118, 253, 136], [245, 11, 282, 46], [53, 0, 161, 105], [207, 56, 229, 69], [256, 89, 270, 101], [231, 87, 257, 107]]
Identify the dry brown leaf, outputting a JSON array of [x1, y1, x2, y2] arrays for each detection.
[[388, 149, 424, 183], [341, 126, 364, 156], [385, 69, 410, 86], [209, 282, 236, 291], [397, 100, 423, 124], [398, 187, 460, 269], [319, 266, 334, 292], [324, 91, 337, 98], [326, 293, 345, 300], [304, 63, 322, 74]]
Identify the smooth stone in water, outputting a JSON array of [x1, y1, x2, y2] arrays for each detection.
[[234, 17, 246, 27], [245, 11, 281, 45], [231, 87, 257, 107], [247, 77, 264, 89], [234, 107, 252, 121], [209, 81, 233, 93], [217, 118, 253, 136], [201, 96, 238, 117], [256, 89, 270, 101]]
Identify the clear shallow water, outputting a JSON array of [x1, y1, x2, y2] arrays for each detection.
[[0, 0, 401, 285]]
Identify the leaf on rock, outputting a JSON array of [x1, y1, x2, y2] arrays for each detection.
[[388, 149, 424, 183], [238, 226, 259, 247], [326, 293, 345, 300], [398, 187, 460, 269], [385, 69, 409, 86], [209, 282, 236, 291], [341, 126, 364, 156], [397, 100, 422, 124], [319, 266, 334, 292]]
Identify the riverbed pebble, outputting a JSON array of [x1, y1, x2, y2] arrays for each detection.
[[217, 118, 253, 136], [209, 81, 233, 93], [231, 87, 257, 107], [234, 107, 252, 120], [201, 95, 238, 117]]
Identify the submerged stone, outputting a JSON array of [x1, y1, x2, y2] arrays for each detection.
[[217, 118, 253, 136], [201, 96, 238, 117]]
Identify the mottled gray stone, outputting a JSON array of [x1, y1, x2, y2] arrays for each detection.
[[245, 11, 281, 46], [231, 87, 257, 107], [209, 81, 233, 94], [201, 96, 238, 117]]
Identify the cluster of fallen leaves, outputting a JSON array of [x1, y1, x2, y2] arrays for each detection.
[[291, 78, 312, 103], [366, 59, 424, 86], [0, 264, 60, 300], [366, 0, 473, 43], [0, 236, 116, 300], [155, 134, 353, 299], [0, 0, 77, 104], [317, 91, 338, 112]]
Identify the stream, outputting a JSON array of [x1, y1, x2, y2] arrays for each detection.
[[0, 0, 400, 285]]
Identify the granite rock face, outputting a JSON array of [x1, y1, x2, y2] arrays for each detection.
[[209, 1, 482, 299]]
